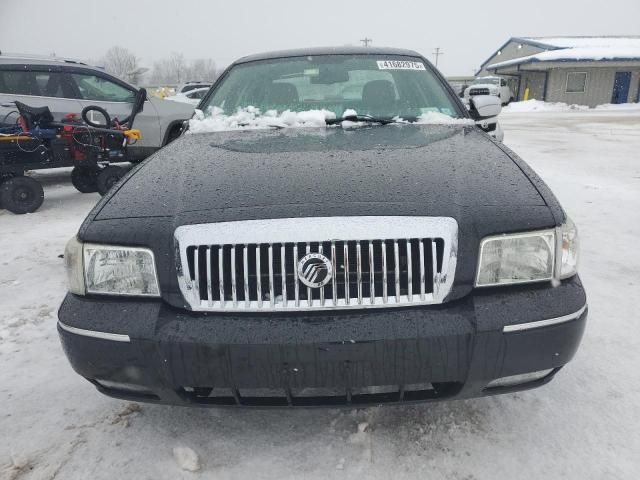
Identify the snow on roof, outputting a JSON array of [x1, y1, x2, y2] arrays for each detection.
[[523, 36, 640, 49], [488, 36, 640, 70]]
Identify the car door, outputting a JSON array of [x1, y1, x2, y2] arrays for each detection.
[[68, 70, 161, 148], [0, 66, 83, 124]]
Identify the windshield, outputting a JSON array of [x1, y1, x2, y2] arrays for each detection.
[[200, 55, 463, 121], [473, 77, 499, 85]]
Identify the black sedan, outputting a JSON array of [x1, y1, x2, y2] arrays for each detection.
[[58, 47, 586, 407]]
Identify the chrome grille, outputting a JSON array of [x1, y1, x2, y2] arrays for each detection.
[[175, 217, 457, 312], [469, 88, 490, 96]]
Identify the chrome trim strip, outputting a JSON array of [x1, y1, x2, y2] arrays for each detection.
[[419, 240, 426, 300], [343, 242, 350, 305], [206, 248, 212, 307], [406, 239, 413, 302], [218, 248, 225, 307], [306, 244, 312, 307], [393, 240, 400, 303], [503, 305, 587, 332], [194, 247, 200, 301], [256, 246, 262, 308], [319, 244, 325, 306], [369, 242, 375, 304], [331, 241, 337, 306], [175, 216, 457, 245], [281, 244, 287, 306], [58, 321, 130, 343], [431, 241, 440, 298], [231, 246, 237, 307], [268, 244, 274, 306], [381, 241, 388, 304], [244, 245, 250, 307], [356, 241, 362, 305], [293, 244, 299, 307]]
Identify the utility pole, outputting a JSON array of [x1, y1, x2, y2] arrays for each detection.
[[432, 47, 444, 67], [360, 37, 372, 47]]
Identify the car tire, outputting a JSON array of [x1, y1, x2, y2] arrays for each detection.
[[166, 124, 184, 144], [96, 166, 125, 196], [0, 176, 44, 214], [71, 166, 100, 193]]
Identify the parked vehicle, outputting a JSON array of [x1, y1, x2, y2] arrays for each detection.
[[176, 81, 212, 95], [164, 87, 210, 106], [0, 55, 194, 162], [464, 76, 514, 106], [59, 47, 586, 408]]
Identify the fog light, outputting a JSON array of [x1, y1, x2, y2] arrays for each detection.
[[486, 369, 554, 389]]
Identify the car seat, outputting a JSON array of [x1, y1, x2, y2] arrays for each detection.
[[361, 80, 397, 116]]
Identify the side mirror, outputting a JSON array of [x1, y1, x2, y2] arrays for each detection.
[[138, 87, 148, 103], [468, 95, 501, 120]]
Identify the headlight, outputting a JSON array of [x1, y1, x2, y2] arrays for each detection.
[[476, 230, 555, 287], [475, 218, 579, 287], [64, 237, 160, 297]]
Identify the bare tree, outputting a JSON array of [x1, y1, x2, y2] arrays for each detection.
[[102, 46, 139, 82], [186, 58, 217, 82], [149, 54, 218, 85]]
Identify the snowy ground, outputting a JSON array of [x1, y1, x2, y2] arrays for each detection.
[[1, 108, 639, 479]]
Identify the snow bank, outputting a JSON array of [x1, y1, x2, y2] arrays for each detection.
[[503, 100, 589, 113], [188, 106, 336, 133], [503, 99, 640, 113]]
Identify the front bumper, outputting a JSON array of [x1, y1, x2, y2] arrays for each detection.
[[57, 277, 587, 407]]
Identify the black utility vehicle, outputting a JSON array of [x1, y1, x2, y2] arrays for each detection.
[[59, 47, 586, 407]]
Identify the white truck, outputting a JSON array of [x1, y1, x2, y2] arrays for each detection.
[[464, 76, 513, 106]]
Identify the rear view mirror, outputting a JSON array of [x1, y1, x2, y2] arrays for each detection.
[[468, 95, 502, 120]]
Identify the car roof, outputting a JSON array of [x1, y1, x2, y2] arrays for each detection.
[[234, 46, 425, 64], [0, 54, 104, 71], [185, 87, 210, 94]]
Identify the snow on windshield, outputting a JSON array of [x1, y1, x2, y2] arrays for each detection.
[[413, 112, 474, 125], [188, 107, 336, 133], [188, 107, 471, 133]]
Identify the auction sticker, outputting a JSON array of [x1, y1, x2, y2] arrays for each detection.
[[377, 60, 426, 70]]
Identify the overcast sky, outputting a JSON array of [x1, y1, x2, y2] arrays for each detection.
[[1, 0, 639, 76]]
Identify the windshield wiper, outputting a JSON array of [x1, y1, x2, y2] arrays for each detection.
[[325, 114, 396, 125]]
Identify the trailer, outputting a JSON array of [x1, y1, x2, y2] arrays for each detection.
[[0, 91, 145, 214]]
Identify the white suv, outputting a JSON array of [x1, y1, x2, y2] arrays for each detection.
[[0, 55, 195, 161], [464, 76, 513, 106]]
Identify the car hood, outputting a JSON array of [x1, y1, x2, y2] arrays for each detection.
[[95, 124, 546, 223], [148, 96, 195, 116]]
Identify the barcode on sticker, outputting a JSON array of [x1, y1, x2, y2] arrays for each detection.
[[377, 60, 426, 70]]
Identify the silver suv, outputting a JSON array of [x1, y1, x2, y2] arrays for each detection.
[[0, 55, 195, 161]]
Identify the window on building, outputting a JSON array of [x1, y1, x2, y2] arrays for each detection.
[[566, 72, 587, 93]]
